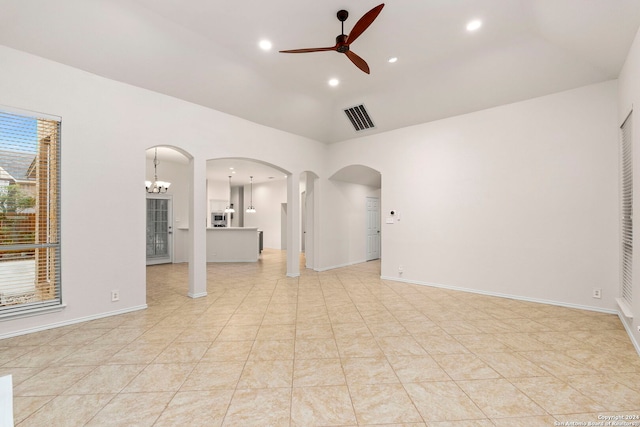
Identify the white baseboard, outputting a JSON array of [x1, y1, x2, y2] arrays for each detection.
[[315, 259, 367, 272], [188, 292, 207, 299], [0, 304, 148, 340]]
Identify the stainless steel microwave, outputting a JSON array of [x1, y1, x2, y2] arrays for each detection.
[[211, 212, 226, 227]]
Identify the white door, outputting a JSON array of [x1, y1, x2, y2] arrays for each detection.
[[366, 197, 380, 261], [146, 195, 173, 265]]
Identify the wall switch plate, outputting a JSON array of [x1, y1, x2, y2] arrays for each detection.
[[592, 288, 602, 299], [111, 290, 120, 302]]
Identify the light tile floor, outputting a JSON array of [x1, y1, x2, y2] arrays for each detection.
[[2, 249, 640, 426]]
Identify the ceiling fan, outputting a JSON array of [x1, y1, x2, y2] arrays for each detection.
[[279, 4, 385, 74]]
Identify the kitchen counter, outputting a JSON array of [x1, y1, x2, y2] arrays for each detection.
[[206, 227, 259, 262]]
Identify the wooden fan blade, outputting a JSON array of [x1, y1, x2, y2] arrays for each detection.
[[279, 46, 336, 53], [346, 3, 384, 45], [345, 50, 370, 74]]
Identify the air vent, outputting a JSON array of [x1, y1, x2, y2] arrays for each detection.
[[344, 104, 375, 132]]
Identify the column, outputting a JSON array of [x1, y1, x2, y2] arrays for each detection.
[[286, 173, 300, 277], [188, 155, 207, 298]]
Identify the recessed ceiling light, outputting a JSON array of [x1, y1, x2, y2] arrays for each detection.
[[466, 19, 482, 32], [388, 57, 398, 63], [259, 40, 272, 50], [328, 78, 339, 87]]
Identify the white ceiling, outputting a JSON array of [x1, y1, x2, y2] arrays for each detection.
[[1, 1, 639, 144]]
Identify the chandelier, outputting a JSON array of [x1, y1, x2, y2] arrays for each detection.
[[145, 148, 171, 193]]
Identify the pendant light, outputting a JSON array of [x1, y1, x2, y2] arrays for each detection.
[[224, 176, 235, 213], [145, 148, 171, 193], [246, 176, 256, 213]]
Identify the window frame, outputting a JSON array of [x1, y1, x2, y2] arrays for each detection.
[[618, 110, 634, 319], [0, 106, 63, 320]]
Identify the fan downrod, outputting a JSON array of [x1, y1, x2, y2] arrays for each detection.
[[336, 10, 349, 52]]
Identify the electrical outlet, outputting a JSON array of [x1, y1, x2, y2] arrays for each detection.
[[592, 288, 602, 299], [111, 290, 119, 302]]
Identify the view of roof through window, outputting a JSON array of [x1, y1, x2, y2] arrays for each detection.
[[0, 113, 38, 187]]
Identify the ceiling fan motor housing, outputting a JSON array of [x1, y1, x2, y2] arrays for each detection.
[[336, 34, 349, 52]]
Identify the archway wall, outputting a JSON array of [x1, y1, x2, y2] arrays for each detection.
[[180, 128, 326, 273], [144, 114, 327, 283], [0, 45, 328, 336], [325, 81, 619, 315]]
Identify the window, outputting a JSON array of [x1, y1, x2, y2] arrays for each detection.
[[0, 108, 61, 317], [619, 111, 633, 317]]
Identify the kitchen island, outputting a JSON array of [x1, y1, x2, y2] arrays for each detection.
[[206, 227, 260, 262]]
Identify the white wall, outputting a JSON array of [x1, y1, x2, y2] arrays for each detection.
[[243, 180, 287, 249], [327, 80, 620, 312], [618, 26, 640, 349], [207, 180, 230, 202], [0, 45, 324, 337]]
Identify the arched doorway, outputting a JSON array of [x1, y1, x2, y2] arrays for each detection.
[[144, 145, 195, 299], [145, 146, 192, 264], [207, 158, 300, 275], [145, 153, 322, 297], [329, 164, 382, 267]]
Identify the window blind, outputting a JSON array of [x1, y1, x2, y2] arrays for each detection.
[[0, 109, 61, 317], [621, 111, 633, 308]]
